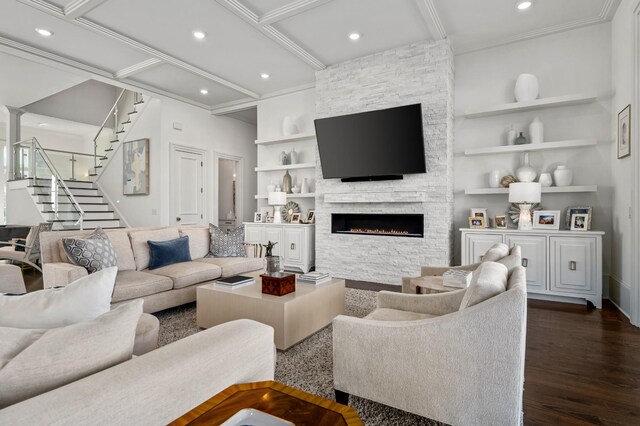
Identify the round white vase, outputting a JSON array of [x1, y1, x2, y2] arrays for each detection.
[[553, 165, 573, 186], [516, 153, 537, 182], [489, 170, 502, 188], [539, 173, 553, 187], [514, 74, 539, 102], [301, 178, 310, 194], [529, 117, 544, 144], [282, 116, 298, 136]]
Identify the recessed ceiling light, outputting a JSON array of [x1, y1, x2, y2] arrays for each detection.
[[192, 30, 206, 40], [35, 28, 53, 37], [348, 32, 361, 41], [200, 89, 208, 95], [261, 73, 270, 79], [516, 1, 532, 10]]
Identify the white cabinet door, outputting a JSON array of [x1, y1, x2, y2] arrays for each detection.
[[464, 233, 503, 264], [284, 227, 304, 264], [549, 237, 596, 295], [505, 234, 547, 293], [244, 226, 264, 245], [264, 227, 284, 257]]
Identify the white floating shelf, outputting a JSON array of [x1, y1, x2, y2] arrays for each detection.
[[255, 163, 315, 172], [465, 94, 597, 119], [255, 193, 316, 199], [464, 139, 597, 156], [465, 185, 597, 195], [255, 133, 316, 145]]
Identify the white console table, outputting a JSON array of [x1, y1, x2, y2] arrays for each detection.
[[244, 222, 315, 273], [460, 228, 604, 308]]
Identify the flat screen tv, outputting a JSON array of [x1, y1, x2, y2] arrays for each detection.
[[314, 103, 426, 181]]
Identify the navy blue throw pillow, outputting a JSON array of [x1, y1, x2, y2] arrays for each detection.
[[148, 236, 192, 270]]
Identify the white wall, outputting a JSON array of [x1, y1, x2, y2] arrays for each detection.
[[610, 0, 637, 315], [454, 24, 613, 283], [98, 97, 257, 227]]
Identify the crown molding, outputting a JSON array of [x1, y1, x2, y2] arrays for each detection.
[[210, 99, 258, 115], [261, 82, 315, 99], [114, 58, 163, 79], [259, 0, 333, 26], [64, 0, 107, 19], [415, 0, 446, 40]]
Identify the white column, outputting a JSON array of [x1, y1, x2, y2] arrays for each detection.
[[2, 106, 24, 224]]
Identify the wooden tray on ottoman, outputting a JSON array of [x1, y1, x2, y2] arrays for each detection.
[[261, 273, 295, 296]]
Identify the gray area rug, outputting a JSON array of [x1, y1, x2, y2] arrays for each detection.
[[154, 288, 442, 426]]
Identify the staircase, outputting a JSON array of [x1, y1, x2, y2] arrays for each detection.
[[10, 90, 146, 230]]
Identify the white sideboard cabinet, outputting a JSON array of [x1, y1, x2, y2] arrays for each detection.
[[461, 228, 603, 308], [244, 222, 315, 273]]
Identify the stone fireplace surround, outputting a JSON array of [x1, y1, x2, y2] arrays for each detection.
[[314, 40, 455, 285]]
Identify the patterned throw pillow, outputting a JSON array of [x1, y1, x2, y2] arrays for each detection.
[[208, 224, 245, 257], [63, 227, 118, 273]]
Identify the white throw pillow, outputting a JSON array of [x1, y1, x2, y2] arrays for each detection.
[[459, 262, 508, 310], [0, 300, 142, 408], [0, 267, 117, 329]]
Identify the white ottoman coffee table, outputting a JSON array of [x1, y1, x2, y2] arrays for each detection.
[[196, 271, 345, 350]]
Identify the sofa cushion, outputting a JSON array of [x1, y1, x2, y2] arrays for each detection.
[[459, 262, 508, 310], [209, 224, 245, 257], [56, 229, 136, 271], [62, 227, 118, 274], [0, 267, 117, 329], [148, 261, 221, 289], [365, 308, 437, 322], [195, 256, 264, 278], [148, 236, 191, 270], [179, 226, 210, 259], [112, 270, 173, 303], [129, 228, 180, 271], [0, 300, 142, 408], [497, 245, 522, 275], [482, 243, 510, 262]]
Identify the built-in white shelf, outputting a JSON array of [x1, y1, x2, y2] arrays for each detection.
[[324, 191, 427, 204], [465, 185, 597, 195], [255, 133, 316, 145], [255, 193, 316, 199], [255, 162, 315, 172], [464, 94, 597, 119], [464, 139, 597, 156]]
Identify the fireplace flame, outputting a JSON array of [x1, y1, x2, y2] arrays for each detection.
[[349, 228, 410, 235]]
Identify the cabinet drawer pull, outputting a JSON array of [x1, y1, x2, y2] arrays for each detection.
[[522, 258, 528, 268], [569, 260, 577, 271], [291, 243, 295, 250]]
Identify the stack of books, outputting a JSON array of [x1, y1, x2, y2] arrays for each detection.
[[214, 275, 255, 290], [298, 272, 331, 284], [442, 269, 472, 288]]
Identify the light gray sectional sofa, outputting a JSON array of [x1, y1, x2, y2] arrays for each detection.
[[40, 225, 265, 313]]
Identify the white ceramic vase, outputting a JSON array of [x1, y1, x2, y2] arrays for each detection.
[[538, 173, 553, 187], [282, 116, 298, 136], [489, 170, 502, 188], [529, 117, 544, 144], [289, 148, 298, 164], [301, 178, 309, 194], [507, 126, 517, 146], [553, 165, 573, 186], [514, 74, 539, 102], [516, 153, 537, 183]]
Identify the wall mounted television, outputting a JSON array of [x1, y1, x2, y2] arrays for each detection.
[[314, 103, 426, 182]]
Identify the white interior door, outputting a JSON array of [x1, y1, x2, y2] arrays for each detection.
[[171, 147, 204, 225]]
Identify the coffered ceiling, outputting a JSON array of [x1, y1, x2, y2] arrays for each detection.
[[0, 0, 621, 113]]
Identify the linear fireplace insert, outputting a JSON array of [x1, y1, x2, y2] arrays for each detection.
[[331, 213, 424, 238]]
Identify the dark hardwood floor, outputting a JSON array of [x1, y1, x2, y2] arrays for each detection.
[[14, 270, 640, 424]]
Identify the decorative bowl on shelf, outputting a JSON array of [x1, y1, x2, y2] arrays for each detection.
[[291, 186, 301, 194]]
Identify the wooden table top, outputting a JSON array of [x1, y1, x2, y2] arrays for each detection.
[[169, 381, 363, 426]]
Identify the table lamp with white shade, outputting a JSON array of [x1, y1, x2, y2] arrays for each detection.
[[508, 182, 541, 230], [268, 192, 287, 224]]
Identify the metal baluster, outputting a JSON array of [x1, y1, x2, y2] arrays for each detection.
[[70, 153, 76, 180], [51, 175, 59, 220], [31, 140, 37, 181]]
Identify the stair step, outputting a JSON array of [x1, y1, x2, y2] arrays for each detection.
[[36, 195, 104, 203], [94, 165, 102, 169], [88, 173, 97, 177], [100, 157, 108, 160], [29, 186, 99, 197], [39, 202, 110, 211], [44, 212, 116, 220], [26, 178, 94, 189], [104, 148, 114, 152], [116, 130, 125, 134], [110, 139, 119, 144], [122, 120, 131, 125], [128, 111, 138, 115], [134, 100, 144, 105], [52, 219, 122, 229]]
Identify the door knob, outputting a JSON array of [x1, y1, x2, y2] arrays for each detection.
[[176, 217, 181, 222]]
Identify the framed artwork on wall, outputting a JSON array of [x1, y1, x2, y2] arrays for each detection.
[[123, 138, 149, 195], [618, 104, 631, 159]]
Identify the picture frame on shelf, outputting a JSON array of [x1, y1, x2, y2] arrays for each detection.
[[305, 209, 315, 224], [253, 212, 263, 223], [290, 213, 301, 223], [469, 217, 485, 229], [470, 208, 489, 228], [618, 104, 631, 159], [570, 213, 589, 231], [494, 215, 507, 229], [533, 210, 561, 230], [266, 216, 274, 223], [565, 207, 592, 230]]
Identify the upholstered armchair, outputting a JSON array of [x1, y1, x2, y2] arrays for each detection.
[[333, 264, 527, 426], [0, 223, 52, 272], [0, 264, 27, 294]]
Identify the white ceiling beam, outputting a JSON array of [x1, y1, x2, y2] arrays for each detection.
[[259, 0, 333, 26], [115, 58, 163, 79], [216, 0, 325, 70], [64, 0, 108, 19], [210, 98, 258, 115], [415, 0, 446, 40]]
